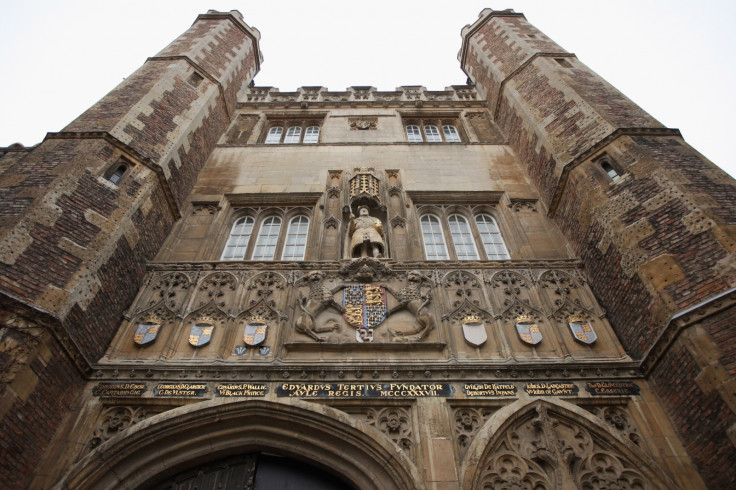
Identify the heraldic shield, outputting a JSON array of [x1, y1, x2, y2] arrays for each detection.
[[461, 315, 487, 346], [515, 315, 542, 345], [244, 316, 268, 346], [134, 320, 161, 345], [189, 322, 214, 347], [343, 284, 387, 343], [569, 316, 597, 344]]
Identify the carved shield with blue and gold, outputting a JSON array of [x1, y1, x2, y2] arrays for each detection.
[[515, 316, 542, 345], [189, 322, 214, 347], [569, 317, 597, 344], [343, 284, 387, 342], [134, 321, 161, 346], [244, 317, 268, 346]]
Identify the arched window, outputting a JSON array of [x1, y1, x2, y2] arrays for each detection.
[[107, 164, 127, 185], [303, 126, 320, 144], [252, 217, 282, 260], [420, 214, 449, 260], [448, 214, 479, 260], [443, 125, 460, 142], [406, 125, 423, 143], [424, 125, 442, 142], [284, 126, 302, 144], [475, 214, 510, 260], [265, 126, 283, 144], [282, 215, 309, 260], [221, 216, 255, 260]]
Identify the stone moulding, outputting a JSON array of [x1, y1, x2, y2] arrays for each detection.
[[639, 287, 736, 374], [89, 362, 642, 383], [56, 399, 423, 490], [282, 341, 447, 353]]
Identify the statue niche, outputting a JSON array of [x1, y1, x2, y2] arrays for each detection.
[[349, 206, 385, 258]]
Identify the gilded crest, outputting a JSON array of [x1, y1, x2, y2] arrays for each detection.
[[515, 315, 542, 345], [133, 318, 161, 346], [568, 315, 597, 344], [461, 315, 487, 346], [189, 319, 215, 347], [244, 316, 268, 346], [343, 284, 387, 342]]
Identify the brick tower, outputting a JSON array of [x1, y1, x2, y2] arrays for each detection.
[[460, 9, 736, 488], [0, 11, 260, 488]]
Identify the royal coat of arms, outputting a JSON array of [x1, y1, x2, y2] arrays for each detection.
[[244, 316, 268, 346], [461, 315, 487, 346], [189, 321, 214, 347], [343, 284, 387, 342], [515, 315, 542, 345], [568, 315, 597, 344], [133, 319, 161, 345]]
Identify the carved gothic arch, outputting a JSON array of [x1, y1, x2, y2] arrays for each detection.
[[56, 399, 423, 490], [460, 398, 677, 490]]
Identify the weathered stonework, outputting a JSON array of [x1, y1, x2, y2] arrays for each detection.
[[0, 7, 733, 490]]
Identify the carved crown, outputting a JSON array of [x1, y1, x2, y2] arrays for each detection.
[[249, 315, 268, 325], [515, 315, 534, 324], [462, 315, 482, 324], [567, 314, 587, 323], [141, 315, 162, 324], [196, 316, 216, 325]]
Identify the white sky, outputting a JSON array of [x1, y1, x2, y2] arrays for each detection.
[[1, 1, 734, 178]]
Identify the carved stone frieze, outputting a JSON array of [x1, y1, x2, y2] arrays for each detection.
[[442, 270, 483, 309], [241, 85, 480, 105], [386, 270, 435, 342], [294, 271, 344, 342], [586, 405, 644, 450], [340, 257, 392, 283], [348, 118, 377, 130], [476, 404, 658, 489], [365, 407, 414, 453], [245, 272, 285, 310], [453, 406, 497, 456], [191, 203, 218, 215], [142, 272, 193, 315], [88, 406, 149, 450], [508, 199, 538, 212], [195, 272, 238, 312]]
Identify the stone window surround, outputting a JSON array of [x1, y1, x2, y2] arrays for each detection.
[[401, 112, 466, 143], [220, 207, 314, 261], [260, 114, 327, 144], [417, 204, 511, 261]]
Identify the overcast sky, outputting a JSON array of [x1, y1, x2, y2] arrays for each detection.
[[1, 0, 734, 178]]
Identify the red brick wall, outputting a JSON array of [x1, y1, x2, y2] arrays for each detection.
[[651, 309, 736, 489], [0, 327, 82, 489], [461, 11, 736, 486], [0, 12, 260, 487]]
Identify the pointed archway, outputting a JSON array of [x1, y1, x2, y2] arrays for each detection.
[[56, 399, 422, 490], [460, 399, 678, 489]]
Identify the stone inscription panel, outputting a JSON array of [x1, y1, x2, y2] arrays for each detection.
[[154, 383, 208, 397], [93, 383, 147, 397], [524, 382, 578, 396], [215, 383, 269, 397], [462, 382, 517, 397], [276, 383, 454, 398], [585, 381, 640, 396]]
